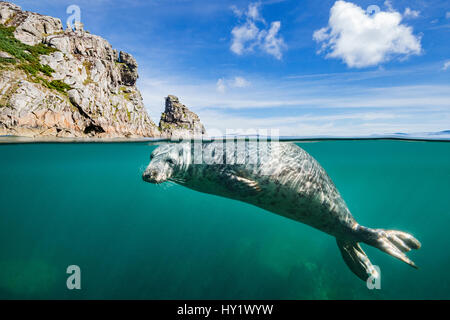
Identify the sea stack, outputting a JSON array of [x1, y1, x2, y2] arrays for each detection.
[[159, 95, 206, 139]]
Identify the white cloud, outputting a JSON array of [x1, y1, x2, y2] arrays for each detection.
[[313, 27, 329, 42], [403, 8, 420, 19], [230, 21, 260, 55], [230, 5, 243, 18], [247, 2, 265, 23], [313, 1, 422, 68], [262, 21, 285, 59], [216, 76, 251, 92], [230, 2, 286, 59], [443, 61, 450, 71], [446, 12, 450, 19], [384, 0, 394, 12], [216, 78, 227, 93], [232, 76, 251, 88]]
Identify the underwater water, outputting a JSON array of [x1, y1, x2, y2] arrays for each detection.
[[0, 140, 449, 300]]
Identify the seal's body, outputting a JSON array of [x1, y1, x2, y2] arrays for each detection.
[[143, 141, 421, 281]]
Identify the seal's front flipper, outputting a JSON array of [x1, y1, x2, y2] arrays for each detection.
[[221, 171, 262, 195], [337, 239, 378, 281]]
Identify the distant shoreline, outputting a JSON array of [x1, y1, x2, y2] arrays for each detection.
[[1, 134, 449, 145]]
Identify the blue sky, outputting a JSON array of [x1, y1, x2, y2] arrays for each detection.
[[11, 0, 450, 136]]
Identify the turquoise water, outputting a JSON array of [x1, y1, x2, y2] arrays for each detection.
[[0, 140, 449, 299]]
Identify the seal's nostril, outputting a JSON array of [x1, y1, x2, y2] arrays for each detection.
[[142, 171, 152, 181], [143, 170, 159, 183]]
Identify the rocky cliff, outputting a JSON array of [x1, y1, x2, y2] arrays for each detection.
[[0, 1, 205, 139], [160, 95, 206, 139]]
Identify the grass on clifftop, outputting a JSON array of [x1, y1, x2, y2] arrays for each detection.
[[0, 24, 57, 76]]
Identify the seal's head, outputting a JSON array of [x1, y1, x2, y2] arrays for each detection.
[[142, 144, 187, 184]]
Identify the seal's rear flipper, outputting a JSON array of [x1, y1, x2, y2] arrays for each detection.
[[361, 228, 421, 269], [337, 239, 378, 281]]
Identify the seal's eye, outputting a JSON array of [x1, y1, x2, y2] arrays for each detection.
[[167, 159, 175, 165]]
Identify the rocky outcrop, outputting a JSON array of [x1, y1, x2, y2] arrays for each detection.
[[0, 1, 63, 46], [0, 1, 162, 138], [159, 95, 206, 139]]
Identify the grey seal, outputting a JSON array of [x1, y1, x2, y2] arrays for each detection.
[[142, 141, 421, 281]]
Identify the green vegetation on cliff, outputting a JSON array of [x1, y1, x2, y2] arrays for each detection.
[[0, 24, 57, 76], [0, 24, 72, 94]]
